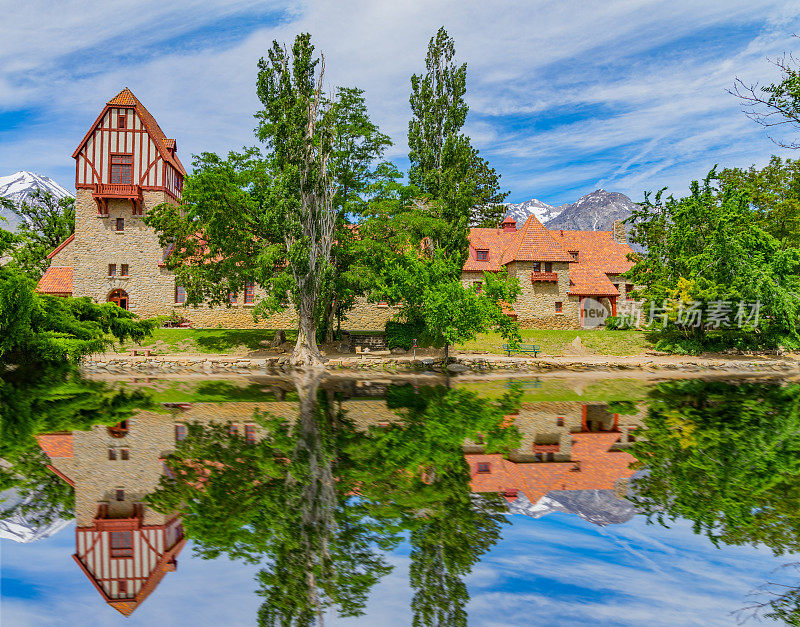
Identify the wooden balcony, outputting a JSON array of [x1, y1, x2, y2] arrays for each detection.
[[93, 183, 143, 215], [530, 271, 558, 282]]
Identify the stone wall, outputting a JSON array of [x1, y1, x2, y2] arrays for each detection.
[[506, 261, 582, 328]]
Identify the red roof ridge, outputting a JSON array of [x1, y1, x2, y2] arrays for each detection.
[[47, 233, 74, 259]]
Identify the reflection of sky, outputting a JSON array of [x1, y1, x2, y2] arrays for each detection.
[[1, 512, 785, 626]]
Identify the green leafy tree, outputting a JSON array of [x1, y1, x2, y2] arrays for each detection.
[[319, 87, 392, 342], [627, 170, 800, 352], [148, 35, 389, 365], [0, 238, 155, 364], [718, 156, 800, 249], [408, 27, 508, 263], [373, 252, 521, 361], [0, 189, 74, 279]]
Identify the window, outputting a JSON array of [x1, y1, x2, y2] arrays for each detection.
[[121, 449, 129, 461], [110, 154, 133, 185], [175, 424, 187, 441], [377, 301, 389, 308], [175, 285, 186, 304], [245, 424, 256, 444], [117, 114, 127, 129], [108, 420, 128, 438], [115, 489, 125, 502], [110, 531, 132, 557], [545, 262, 553, 273], [229, 292, 238, 304], [625, 284, 634, 296], [120, 264, 129, 277], [118, 580, 128, 594], [477, 462, 491, 474], [532, 262, 541, 272], [476, 249, 488, 261], [569, 250, 579, 262], [116, 218, 124, 232], [244, 282, 255, 304], [557, 417, 564, 426], [474, 281, 482, 293], [229, 424, 239, 435], [108, 263, 117, 277], [555, 301, 563, 313], [108, 449, 117, 460]]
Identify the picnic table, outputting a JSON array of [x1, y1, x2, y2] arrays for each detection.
[[501, 343, 541, 357]]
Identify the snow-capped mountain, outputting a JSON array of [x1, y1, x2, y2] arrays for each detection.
[[0, 170, 73, 230], [546, 189, 637, 232], [0, 489, 71, 543], [504, 198, 564, 225], [507, 489, 637, 526], [504, 189, 637, 232]]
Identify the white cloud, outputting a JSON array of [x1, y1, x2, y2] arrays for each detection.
[[2, 0, 800, 205]]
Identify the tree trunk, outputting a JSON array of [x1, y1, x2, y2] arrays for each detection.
[[292, 297, 325, 368], [444, 342, 450, 364]]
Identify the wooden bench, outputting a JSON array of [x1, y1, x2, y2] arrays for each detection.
[[130, 348, 153, 357], [502, 343, 541, 357]]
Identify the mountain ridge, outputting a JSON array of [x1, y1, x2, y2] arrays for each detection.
[[0, 170, 73, 230], [504, 189, 637, 232]]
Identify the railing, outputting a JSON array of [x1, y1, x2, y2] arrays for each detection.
[[530, 271, 559, 282], [94, 183, 141, 197]]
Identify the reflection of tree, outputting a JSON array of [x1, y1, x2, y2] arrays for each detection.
[[149, 373, 394, 625], [353, 384, 522, 627], [629, 379, 800, 624], [0, 364, 153, 526], [149, 379, 522, 625]]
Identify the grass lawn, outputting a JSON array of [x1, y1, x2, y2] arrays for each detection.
[[455, 376, 651, 403], [455, 329, 652, 356], [118, 328, 297, 355]]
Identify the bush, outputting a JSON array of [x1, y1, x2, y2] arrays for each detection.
[[605, 315, 633, 330], [385, 320, 435, 350]]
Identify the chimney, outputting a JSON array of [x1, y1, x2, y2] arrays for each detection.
[[612, 219, 627, 243], [502, 216, 516, 233]]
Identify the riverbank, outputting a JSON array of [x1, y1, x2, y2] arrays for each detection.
[[81, 351, 800, 376]]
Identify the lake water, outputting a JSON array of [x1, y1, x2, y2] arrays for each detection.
[[1, 371, 798, 626]]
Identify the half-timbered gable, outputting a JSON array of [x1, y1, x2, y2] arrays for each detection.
[[72, 87, 184, 214]]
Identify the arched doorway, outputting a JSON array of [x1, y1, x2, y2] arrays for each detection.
[[108, 289, 129, 310]]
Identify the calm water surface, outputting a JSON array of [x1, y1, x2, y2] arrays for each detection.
[[1, 370, 798, 626]]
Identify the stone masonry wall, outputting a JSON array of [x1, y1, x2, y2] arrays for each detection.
[[505, 261, 581, 329]]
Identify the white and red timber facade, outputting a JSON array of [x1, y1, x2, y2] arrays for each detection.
[[37, 88, 637, 329]]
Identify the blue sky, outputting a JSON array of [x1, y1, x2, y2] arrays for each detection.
[[1, 513, 789, 626], [1, 1, 800, 205]]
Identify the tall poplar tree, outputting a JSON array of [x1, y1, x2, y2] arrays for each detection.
[[408, 27, 508, 264]]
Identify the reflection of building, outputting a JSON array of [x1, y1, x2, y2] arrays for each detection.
[[37, 420, 185, 616], [466, 402, 643, 505], [35, 396, 642, 613]]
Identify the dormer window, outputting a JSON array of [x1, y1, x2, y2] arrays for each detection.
[[476, 249, 488, 261], [569, 250, 579, 261], [117, 114, 127, 129]]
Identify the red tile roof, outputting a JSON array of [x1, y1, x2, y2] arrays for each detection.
[[468, 431, 635, 504], [551, 230, 634, 296], [36, 267, 73, 295], [464, 219, 634, 296], [47, 233, 74, 259], [36, 433, 74, 458]]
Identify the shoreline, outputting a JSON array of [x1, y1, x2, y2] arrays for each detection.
[[80, 351, 800, 377]]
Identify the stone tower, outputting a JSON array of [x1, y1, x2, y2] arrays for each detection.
[[41, 88, 185, 318]]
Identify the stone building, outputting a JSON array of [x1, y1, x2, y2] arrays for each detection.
[[36, 88, 636, 330]]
